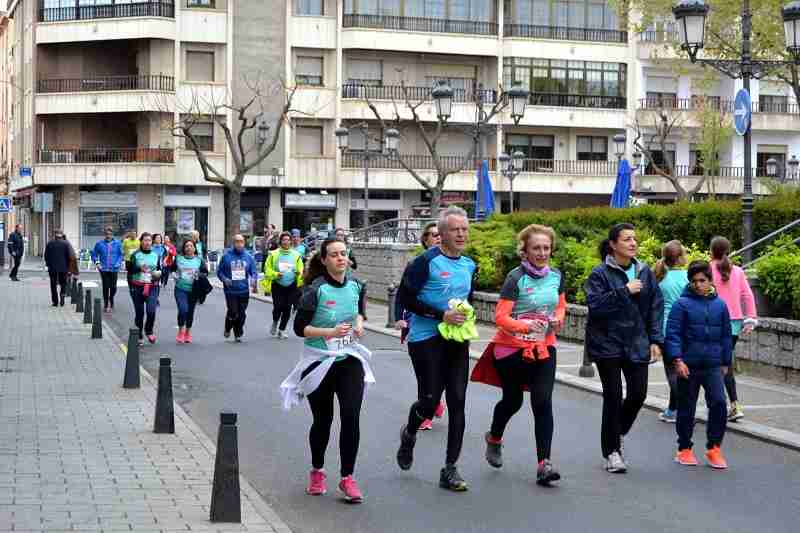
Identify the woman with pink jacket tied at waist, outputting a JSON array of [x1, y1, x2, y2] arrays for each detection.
[[710, 237, 758, 422]]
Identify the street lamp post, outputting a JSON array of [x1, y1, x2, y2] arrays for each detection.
[[336, 124, 399, 229], [498, 151, 525, 213], [673, 0, 800, 263]]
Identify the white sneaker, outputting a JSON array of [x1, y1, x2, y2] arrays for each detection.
[[270, 322, 278, 337], [278, 330, 289, 339], [606, 451, 627, 473]]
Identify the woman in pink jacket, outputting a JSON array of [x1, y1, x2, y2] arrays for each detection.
[[710, 236, 758, 422]]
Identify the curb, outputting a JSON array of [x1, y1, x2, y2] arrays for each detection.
[[98, 313, 293, 532]]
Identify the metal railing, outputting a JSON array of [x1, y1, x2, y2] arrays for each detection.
[[752, 101, 800, 114], [341, 153, 497, 171], [732, 218, 800, 268], [638, 30, 679, 43], [38, 147, 174, 164], [638, 97, 734, 112], [350, 218, 439, 244], [515, 158, 618, 175], [529, 92, 627, 109], [642, 165, 800, 180], [505, 24, 627, 43], [341, 84, 497, 103], [342, 13, 498, 36], [39, 1, 175, 22], [37, 75, 175, 93]]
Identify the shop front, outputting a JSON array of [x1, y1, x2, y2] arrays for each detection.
[[163, 186, 210, 248], [283, 190, 337, 233], [349, 189, 402, 229], [80, 189, 138, 250], [240, 189, 270, 244]]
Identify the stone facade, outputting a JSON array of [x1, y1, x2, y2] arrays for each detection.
[[350, 242, 417, 301]]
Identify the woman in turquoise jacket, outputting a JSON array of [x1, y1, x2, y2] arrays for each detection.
[[653, 240, 689, 424], [169, 240, 208, 344]]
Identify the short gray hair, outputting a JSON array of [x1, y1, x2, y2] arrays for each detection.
[[437, 206, 468, 235]]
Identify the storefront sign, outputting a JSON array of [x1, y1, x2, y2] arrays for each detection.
[[80, 191, 137, 207], [10, 174, 34, 192], [33, 193, 54, 213], [163, 186, 211, 207], [284, 193, 337, 209], [176, 209, 196, 234]]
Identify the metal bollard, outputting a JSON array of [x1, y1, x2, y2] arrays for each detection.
[[83, 289, 93, 324], [209, 411, 241, 523], [75, 283, 84, 313], [154, 357, 175, 434], [385, 284, 397, 328], [91, 298, 103, 339], [70, 278, 78, 303], [578, 346, 595, 378], [123, 328, 141, 389]]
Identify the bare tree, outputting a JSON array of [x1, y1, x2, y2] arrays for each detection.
[[362, 81, 513, 212], [152, 77, 297, 244], [631, 108, 710, 200]]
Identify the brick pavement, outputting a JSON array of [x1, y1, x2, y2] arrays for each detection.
[[0, 277, 291, 533]]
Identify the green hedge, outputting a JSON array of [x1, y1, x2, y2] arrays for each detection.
[[467, 191, 800, 313]]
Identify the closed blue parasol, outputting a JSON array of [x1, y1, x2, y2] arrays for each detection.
[[475, 159, 495, 219], [610, 158, 632, 208]]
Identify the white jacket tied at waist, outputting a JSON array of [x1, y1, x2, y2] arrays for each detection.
[[279, 342, 375, 410]]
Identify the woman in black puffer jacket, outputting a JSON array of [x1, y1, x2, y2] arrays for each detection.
[[584, 223, 664, 474]]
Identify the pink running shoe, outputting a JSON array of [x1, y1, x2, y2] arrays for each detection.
[[306, 469, 327, 496], [338, 475, 363, 503], [184, 332, 193, 344], [176, 331, 185, 344], [147, 334, 157, 344], [419, 419, 433, 431], [434, 401, 446, 419]]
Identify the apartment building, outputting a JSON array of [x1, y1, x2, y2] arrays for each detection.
[[1, 9, 11, 198], [283, 0, 800, 230], [2, 0, 238, 254]]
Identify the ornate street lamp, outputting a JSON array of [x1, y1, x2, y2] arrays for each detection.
[[334, 127, 349, 151], [673, 0, 709, 63], [784, 1, 800, 62], [384, 128, 400, 153], [499, 150, 525, 213], [256, 120, 270, 147], [432, 81, 454, 122], [508, 82, 529, 125], [613, 133, 626, 160]]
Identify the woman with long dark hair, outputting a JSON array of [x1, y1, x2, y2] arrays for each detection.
[[281, 239, 373, 504], [585, 223, 664, 473], [127, 232, 163, 346], [471, 224, 565, 485], [653, 240, 688, 424], [709, 236, 757, 422]]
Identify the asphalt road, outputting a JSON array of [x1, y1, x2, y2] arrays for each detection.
[[83, 274, 800, 533]]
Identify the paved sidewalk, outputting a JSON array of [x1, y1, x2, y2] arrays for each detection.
[[0, 277, 291, 533]]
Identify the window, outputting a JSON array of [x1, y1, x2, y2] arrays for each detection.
[[192, 121, 214, 151], [506, 134, 553, 171], [760, 95, 788, 113], [757, 151, 786, 178], [296, 126, 324, 156], [346, 0, 491, 20], [296, 56, 323, 86], [351, 189, 401, 200], [646, 92, 678, 108], [577, 136, 607, 161], [504, 57, 626, 105], [645, 143, 676, 175], [345, 59, 382, 86], [506, 0, 617, 29], [186, 51, 214, 82], [295, 0, 323, 15], [187, 0, 215, 7]]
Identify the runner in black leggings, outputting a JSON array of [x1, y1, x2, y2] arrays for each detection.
[[396, 207, 476, 492]]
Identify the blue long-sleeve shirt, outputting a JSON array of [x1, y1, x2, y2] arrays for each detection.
[[91, 239, 124, 272], [217, 248, 257, 295]]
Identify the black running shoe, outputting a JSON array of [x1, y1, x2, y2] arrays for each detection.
[[224, 328, 231, 339], [536, 459, 561, 486], [484, 432, 503, 468], [439, 464, 468, 492], [396, 425, 416, 471]]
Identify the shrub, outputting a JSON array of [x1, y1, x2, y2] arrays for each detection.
[[754, 236, 800, 319]]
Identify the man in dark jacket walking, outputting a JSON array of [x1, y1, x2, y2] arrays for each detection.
[[7, 224, 24, 281], [44, 230, 72, 306]]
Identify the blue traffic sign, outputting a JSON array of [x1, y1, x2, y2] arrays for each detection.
[[0, 196, 11, 213], [19, 167, 32, 177], [734, 88, 751, 136]]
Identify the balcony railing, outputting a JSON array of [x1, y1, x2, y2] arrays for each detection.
[[37, 75, 175, 93], [341, 153, 497, 171], [642, 165, 800, 180], [639, 98, 800, 114], [515, 159, 618, 175], [505, 24, 627, 43], [342, 84, 497, 104], [529, 93, 627, 109], [342, 13, 498, 36], [638, 30, 679, 43], [38, 147, 174, 164], [39, 1, 175, 22]]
